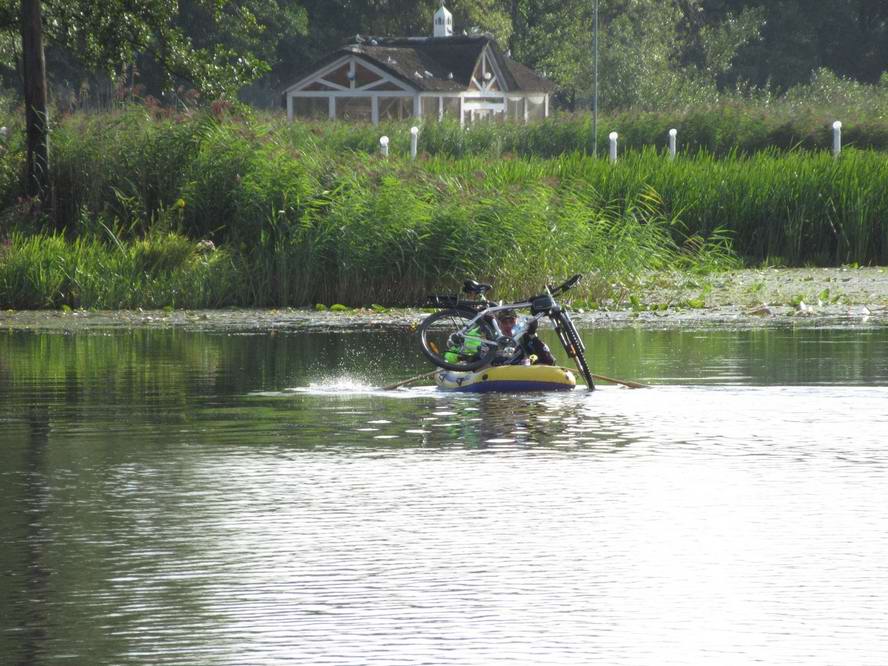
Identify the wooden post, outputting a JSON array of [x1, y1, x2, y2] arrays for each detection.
[[21, 0, 49, 200]]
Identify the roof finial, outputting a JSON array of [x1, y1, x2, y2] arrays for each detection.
[[433, 4, 453, 38]]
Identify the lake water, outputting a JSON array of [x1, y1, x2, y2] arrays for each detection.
[[2, 326, 887, 665]]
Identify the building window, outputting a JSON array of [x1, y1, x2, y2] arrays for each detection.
[[421, 97, 439, 120], [336, 96, 373, 121], [442, 97, 460, 120], [293, 97, 329, 120], [507, 98, 524, 122], [526, 97, 545, 121], [379, 96, 414, 121]]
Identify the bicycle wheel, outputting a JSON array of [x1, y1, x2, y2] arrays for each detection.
[[419, 308, 498, 371], [555, 311, 595, 390]]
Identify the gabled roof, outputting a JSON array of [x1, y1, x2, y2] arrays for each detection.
[[285, 35, 555, 94]]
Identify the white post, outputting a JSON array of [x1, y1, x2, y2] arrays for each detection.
[[410, 126, 419, 160], [832, 120, 842, 159], [609, 131, 618, 163], [286, 95, 293, 121], [668, 128, 677, 160], [380, 135, 389, 157]]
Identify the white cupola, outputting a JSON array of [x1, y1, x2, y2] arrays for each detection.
[[434, 4, 453, 37]]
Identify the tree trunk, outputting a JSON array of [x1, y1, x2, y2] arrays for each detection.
[[21, 0, 49, 200]]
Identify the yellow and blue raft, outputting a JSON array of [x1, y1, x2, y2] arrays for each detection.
[[435, 365, 577, 393]]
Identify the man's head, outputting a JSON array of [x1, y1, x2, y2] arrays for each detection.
[[497, 309, 517, 335]]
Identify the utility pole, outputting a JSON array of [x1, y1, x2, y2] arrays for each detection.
[[22, 0, 50, 200], [593, 0, 599, 157]]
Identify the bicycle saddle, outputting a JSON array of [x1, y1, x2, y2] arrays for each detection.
[[463, 280, 493, 294]]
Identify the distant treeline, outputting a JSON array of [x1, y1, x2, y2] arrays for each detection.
[[1, 109, 886, 309], [2, 0, 885, 113]]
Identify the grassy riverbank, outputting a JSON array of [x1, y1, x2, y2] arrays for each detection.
[[1, 109, 886, 309]]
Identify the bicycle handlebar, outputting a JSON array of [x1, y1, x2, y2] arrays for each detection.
[[550, 274, 582, 295]]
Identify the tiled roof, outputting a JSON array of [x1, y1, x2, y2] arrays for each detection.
[[286, 35, 555, 94]]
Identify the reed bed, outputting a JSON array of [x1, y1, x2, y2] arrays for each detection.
[[1, 109, 886, 309], [0, 230, 238, 309], [271, 107, 888, 157]]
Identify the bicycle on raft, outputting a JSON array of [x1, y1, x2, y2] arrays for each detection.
[[418, 274, 595, 390]]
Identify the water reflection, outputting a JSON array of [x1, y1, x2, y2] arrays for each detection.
[[1, 327, 888, 664]]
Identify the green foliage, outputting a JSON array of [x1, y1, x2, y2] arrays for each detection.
[[0, 229, 237, 309], [4, 111, 888, 310], [0, 0, 276, 99], [1, 0, 886, 117], [264, 106, 888, 159]]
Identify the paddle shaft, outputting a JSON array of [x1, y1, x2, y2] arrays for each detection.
[[591, 373, 648, 389], [381, 370, 438, 390], [558, 367, 648, 389]]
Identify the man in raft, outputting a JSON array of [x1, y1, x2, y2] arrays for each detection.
[[493, 309, 555, 366]]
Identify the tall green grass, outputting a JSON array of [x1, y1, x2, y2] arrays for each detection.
[[269, 107, 888, 158], [0, 229, 238, 309], [1, 109, 886, 309]]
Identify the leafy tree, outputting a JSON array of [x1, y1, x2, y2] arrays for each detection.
[[0, 0, 291, 201], [176, 0, 308, 104], [507, 0, 763, 110], [719, 0, 888, 90]]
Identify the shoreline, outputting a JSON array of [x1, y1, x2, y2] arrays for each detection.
[[2, 268, 887, 333]]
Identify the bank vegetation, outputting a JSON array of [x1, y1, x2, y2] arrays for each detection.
[[1, 108, 886, 309]]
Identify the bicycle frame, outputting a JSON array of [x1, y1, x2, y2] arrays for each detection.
[[421, 273, 593, 387], [455, 299, 548, 350]]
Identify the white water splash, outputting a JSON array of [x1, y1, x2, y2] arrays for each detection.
[[250, 375, 443, 398]]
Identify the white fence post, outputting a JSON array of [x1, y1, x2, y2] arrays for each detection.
[[380, 135, 389, 157], [410, 126, 419, 160], [609, 131, 618, 163], [832, 121, 842, 159], [668, 128, 677, 160]]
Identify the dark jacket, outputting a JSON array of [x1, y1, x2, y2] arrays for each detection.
[[493, 333, 555, 366]]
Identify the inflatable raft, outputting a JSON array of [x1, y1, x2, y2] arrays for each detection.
[[435, 364, 577, 393]]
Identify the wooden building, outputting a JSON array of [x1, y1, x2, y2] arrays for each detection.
[[283, 4, 554, 125]]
